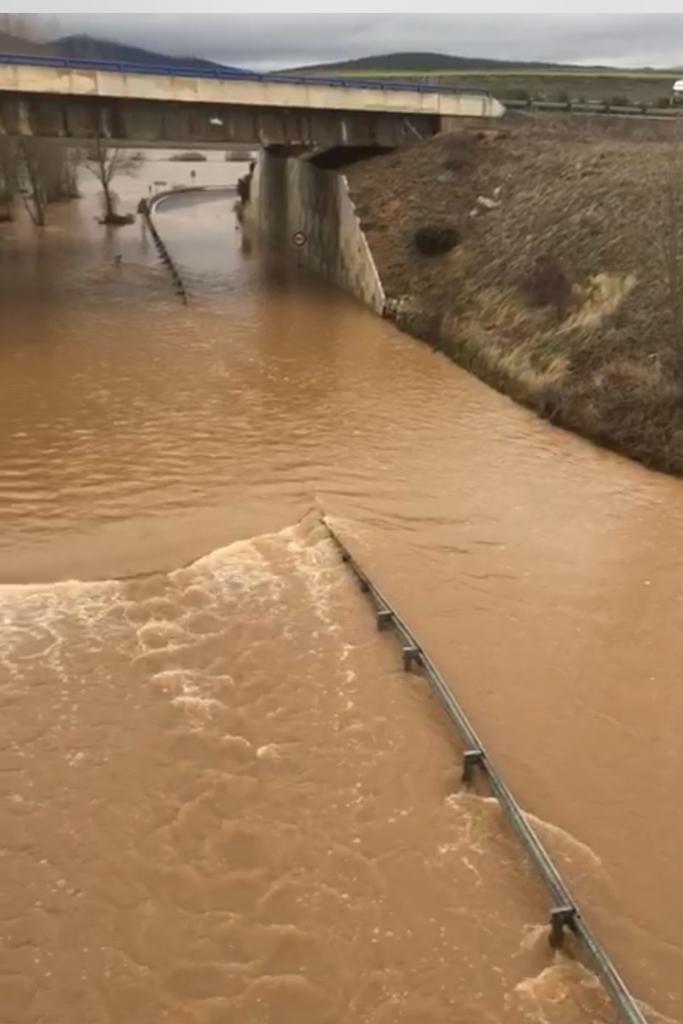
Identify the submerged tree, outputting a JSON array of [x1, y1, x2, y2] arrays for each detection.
[[17, 140, 82, 226], [84, 139, 144, 224], [20, 140, 47, 226], [0, 139, 19, 222]]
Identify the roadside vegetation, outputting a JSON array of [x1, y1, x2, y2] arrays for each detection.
[[0, 137, 145, 228], [83, 140, 144, 225], [347, 117, 683, 475], [291, 53, 681, 109], [0, 138, 81, 225]]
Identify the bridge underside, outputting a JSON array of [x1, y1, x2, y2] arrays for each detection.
[[0, 94, 439, 147]]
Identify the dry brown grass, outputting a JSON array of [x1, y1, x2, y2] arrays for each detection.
[[347, 117, 683, 475]]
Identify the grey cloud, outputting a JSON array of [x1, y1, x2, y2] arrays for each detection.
[[23, 13, 683, 71]]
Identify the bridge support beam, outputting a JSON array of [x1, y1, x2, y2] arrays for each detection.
[[0, 93, 440, 148]]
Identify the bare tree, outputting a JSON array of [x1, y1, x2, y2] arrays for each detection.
[[0, 138, 19, 222], [20, 140, 47, 226], [17, 140, 82, 225], [84, 138, 144, 224], [60, 148, 83, 201]]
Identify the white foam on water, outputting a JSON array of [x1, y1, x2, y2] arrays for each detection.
[[171, 692, 224, 720], [0, 576, 121, 600], [149, 667, 234, 723], [636, 1001, 681, 1024], [523, 810, 604, 876], [511, 956, 603, 1021], [136, 619, 189, 649], [172, 532, 286, 600], [256, 743, 282, 760], [281, 521, 340, 627], [220, 734, 253, 755], [443, 791, 502, 857], [0, 578, 126, 682], [519, 923, 551, 952]]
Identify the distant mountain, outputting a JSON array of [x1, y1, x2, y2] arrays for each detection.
[[288, 51, 589, 74], [52, 34, 235, 71], [0, 29, 53, 57], [0, 31, 241, 72]]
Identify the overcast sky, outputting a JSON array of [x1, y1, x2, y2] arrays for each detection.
[[9, 12, 683, 70]]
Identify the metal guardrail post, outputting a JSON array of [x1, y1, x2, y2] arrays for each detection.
[[139, 195, 188, 304], [323, 519, 649, 1024], [550, 905, 578, 949], [462, 748, 484, 784]]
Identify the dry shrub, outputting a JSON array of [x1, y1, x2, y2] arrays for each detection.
[[414, 224, 461, 257], [441, 287, 570, 400], [441, 134, 480, 172], [564, 272, 636, 330], [522, 256, 573, 320]]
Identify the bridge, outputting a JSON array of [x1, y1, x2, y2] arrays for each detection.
[[0, 54, 505, 149]]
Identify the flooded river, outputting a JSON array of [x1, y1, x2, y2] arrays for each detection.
[[1, 152, 681, 1023]]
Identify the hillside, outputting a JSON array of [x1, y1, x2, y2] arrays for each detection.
[[347, 118, 683, 476], [290, 51, 589, 74], [53, 34, 232, 71], [289, 50, 680, 107], [0, 31, 237, 72]]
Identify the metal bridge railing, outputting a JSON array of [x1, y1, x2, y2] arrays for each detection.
[[0, 52, 492, 97], [324, 519, 648, 1024]]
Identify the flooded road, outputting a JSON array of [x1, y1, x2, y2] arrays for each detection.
[[1, 152, 681, 1022]]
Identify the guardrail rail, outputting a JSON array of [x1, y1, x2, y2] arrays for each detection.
[[324, 519, 648, 1024], [139, 194, 188, 304], [0, 52, 491, 97]]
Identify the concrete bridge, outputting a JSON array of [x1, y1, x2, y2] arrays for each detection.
[[0, 54, 504, 149]]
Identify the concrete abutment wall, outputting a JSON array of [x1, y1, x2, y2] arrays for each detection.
[[246, 149, 385, 314]]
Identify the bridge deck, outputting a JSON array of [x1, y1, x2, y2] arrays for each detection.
[[0, 53, 505, 120]]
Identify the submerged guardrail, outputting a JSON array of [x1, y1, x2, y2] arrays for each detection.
[[138, 195, 188, 304], [324, 519, 648, 1024]]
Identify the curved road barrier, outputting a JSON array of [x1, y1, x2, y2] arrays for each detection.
[[138, 194, 189, 304], [149, 184, 236, 214], [324, 519, 648, 1024]]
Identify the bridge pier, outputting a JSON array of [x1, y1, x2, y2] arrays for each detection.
[[242, 146, 386, 313]]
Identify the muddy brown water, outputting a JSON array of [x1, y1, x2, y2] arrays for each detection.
[[0, 153, 681, 1023]]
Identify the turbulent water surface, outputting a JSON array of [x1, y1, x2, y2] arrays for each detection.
[[1, 151, 681, 1023]]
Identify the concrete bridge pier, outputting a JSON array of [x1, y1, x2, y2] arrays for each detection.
[[243, 146, 386, 313]]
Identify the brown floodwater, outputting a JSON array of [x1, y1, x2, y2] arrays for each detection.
[[0, 152, 681, 1024]]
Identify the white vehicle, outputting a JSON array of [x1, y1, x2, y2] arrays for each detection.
[[672, 79, 683, 103]]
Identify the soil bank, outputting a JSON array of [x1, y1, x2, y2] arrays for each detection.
[[347, 115, 683, 476]]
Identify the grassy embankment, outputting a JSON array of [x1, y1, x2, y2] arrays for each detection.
[[296, 63, 681, 109], [346, 118, 683, 475]]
